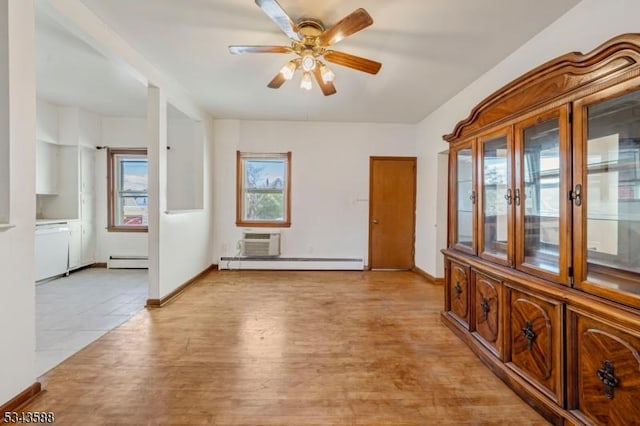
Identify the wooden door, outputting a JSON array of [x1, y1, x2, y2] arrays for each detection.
[[473, 271, 503, 358], [514, 105, 571, 285], [449, 139, 477, 255], [369, 157, 416, 269], [507, 288, 563, 405], [568, 309, 640, 425], [477, 126, 514, 267], [448, 260, 470, 328]]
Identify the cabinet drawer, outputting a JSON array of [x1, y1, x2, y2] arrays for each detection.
[[568, 309, 640, 425], [473, 271, 503, 358], [446, 259, 470, 328], [506, 288, 563, 405]]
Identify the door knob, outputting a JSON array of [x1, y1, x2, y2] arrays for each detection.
[[372, 219, 379, 224]]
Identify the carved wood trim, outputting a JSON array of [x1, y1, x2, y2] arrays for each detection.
[[582, 328, 640, 367], [513, 298, 553, 380], [444, 33, 640, 142]]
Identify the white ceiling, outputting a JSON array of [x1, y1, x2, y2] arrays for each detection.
[[41, 0, 581, 123], [35, 7, 149, 117]]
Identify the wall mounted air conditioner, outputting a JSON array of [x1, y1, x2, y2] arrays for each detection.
[[241, 231, 281, 257]]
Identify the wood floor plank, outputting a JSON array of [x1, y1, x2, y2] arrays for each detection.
[[24, 271, 548, 425]]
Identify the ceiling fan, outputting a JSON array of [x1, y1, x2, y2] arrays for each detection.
[[229, 0, 382, 96]]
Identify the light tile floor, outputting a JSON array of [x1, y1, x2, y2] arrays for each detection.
[[36, 268, 147, 376]]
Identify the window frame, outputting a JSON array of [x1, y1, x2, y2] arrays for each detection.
[[236, 151, 291, 228], [107, 148, 149, 233]]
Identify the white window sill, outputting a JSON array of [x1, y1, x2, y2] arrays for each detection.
[[0, 223, 16, 232]]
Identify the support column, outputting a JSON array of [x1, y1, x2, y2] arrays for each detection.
[[0, 0, 37, 406], [147, 85, 167, 300]]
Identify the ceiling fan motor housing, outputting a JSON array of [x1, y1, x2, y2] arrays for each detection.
[[229, 1, 380, 96]]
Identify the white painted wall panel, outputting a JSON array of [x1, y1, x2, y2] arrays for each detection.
[[0, 0, 36, 407], [35, 98, 58, 143], [212, 120, 416, 265], [94, 117, 147, 262]]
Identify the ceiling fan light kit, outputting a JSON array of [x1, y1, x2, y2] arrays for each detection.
[[229, 0, 382, 96], [280, 60, 297, 80], [300, 72, 313, 90]]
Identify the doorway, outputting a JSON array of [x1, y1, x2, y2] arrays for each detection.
[[368, 156, 417, 269]]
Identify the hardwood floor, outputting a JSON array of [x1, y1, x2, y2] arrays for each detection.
[[24, 271, 547, 425]]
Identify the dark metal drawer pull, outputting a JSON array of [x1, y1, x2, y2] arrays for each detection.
[[596, 360, 619, 400], [481, 297, 490, 321], [521, 321, 536, 350], [454, 282, 462, 299]]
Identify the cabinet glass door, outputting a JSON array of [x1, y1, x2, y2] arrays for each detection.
[[574, 86, 640, 305], [452, 142, 476, 253], [479, 129, 513, 266], [515, 107, 570, 283]]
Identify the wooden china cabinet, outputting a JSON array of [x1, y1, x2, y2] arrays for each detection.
[[442, 34, 640, 426]]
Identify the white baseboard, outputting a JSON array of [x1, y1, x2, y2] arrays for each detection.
[[219, 257, 364, 271], [107, 255, 148, 269]]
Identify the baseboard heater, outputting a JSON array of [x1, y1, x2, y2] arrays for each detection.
[[219, 257, 364, 271], [107, 255, 148, 269]]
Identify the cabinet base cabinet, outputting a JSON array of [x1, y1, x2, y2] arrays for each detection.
[[568, 309, 640, 426], [445, 259, 471, 329], [441, 311, 573, 426], [443, 252, 640, 425], [506, 287, 564, 406], [472, 271, 503, 359]]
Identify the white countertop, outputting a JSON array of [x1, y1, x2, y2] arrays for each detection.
[[36, 219, 76, 226]]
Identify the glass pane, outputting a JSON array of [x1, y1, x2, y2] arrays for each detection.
[[244, 159, 285, 190], [115, 155, 148, 227], [456, 148, 473, 247], [586, 90, 640, 295], [483, 136, 509, 259], [242, 158, 286, 221], [120, 159, 148, 191], [244, 192, 284, 221], [522, 118, 560, 273], [118, 195, 148, 226]]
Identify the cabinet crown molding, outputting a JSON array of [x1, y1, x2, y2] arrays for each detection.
[[444, 33, 640, 142]]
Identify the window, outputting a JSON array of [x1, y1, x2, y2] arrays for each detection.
[[107, 148, 148, 232], [236, 151, 291, 227]]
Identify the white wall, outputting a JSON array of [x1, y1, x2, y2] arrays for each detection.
[[35, 98, 58, 143], [0, 2, 7, 225], [212, 120, 416, 265], [147, 88, 214, 299], [0, 0, 36, 406], [78, 108, 100, 147], [414, 0, 640, 278], [167, 117, 203, 211], [94, 116, 148, 262]]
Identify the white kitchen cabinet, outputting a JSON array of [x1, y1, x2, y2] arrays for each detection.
[[41, 146, 97, 271], [68, 221, 82, 270], [68, 220, 94, 271], [35, 140, 58, 195], [81, 222, 95, 265], [80, 146, 95, 193]]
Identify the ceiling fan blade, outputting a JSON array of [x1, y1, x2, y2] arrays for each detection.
[[229, 45, 292, 54], [324, 50, 381, 75], [312, 67, 337, 96], [255, 0, 301, 41], [317, 8, 373, 46], [267, 71, 287, 89]]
